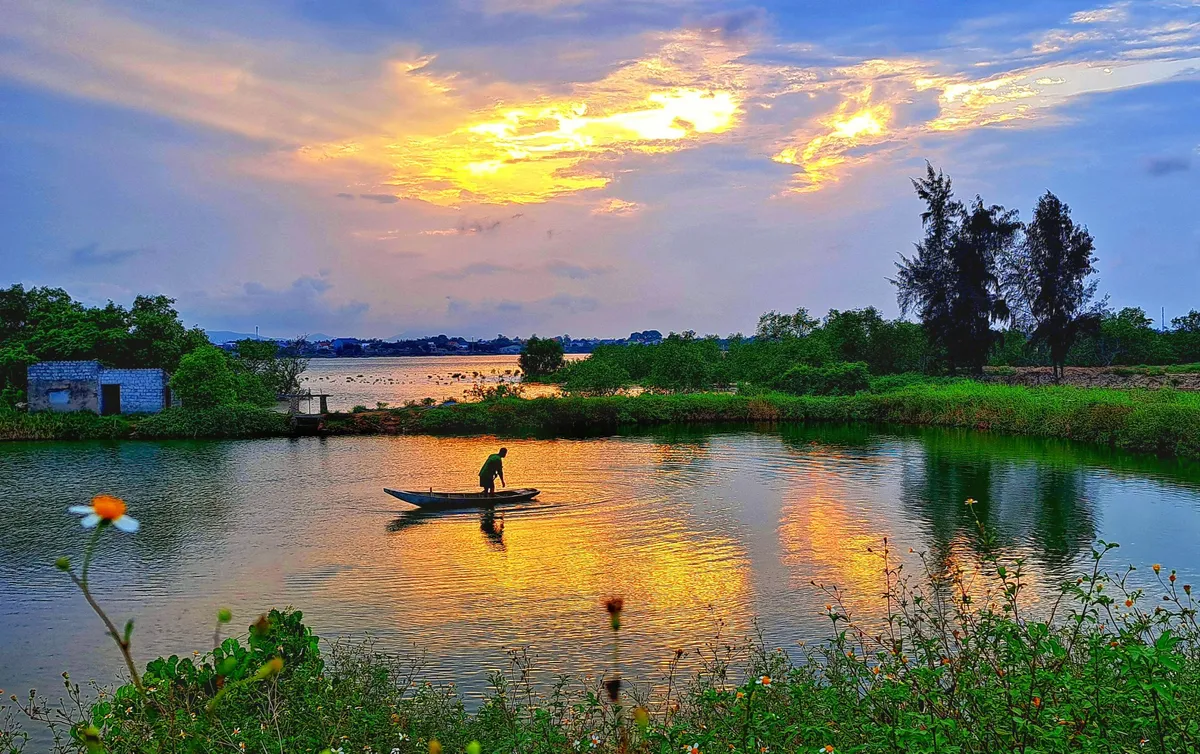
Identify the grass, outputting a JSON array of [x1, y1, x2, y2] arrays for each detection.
[[0, 405, 288, 442], [7, 534, 1200, 754], [4, 381, 1200, 460]]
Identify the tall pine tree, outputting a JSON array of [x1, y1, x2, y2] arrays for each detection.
[[1005, 192, 1102, 379], [893, 165, 1016, 374]]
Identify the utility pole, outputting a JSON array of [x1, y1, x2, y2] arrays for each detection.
[[1162, 307, 1166, 332]]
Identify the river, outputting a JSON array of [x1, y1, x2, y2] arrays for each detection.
[[2, 425, 1200, 719], [298, 355, 584, 411]]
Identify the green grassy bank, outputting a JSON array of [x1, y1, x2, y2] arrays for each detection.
[[323, 382, 1200, 459], [3, 382, 1199, 460], [7, 546, 1200, 754]]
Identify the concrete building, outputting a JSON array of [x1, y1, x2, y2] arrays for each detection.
[[27, 361, 173, 415]]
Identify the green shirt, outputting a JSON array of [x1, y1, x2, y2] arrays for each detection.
[[479, 453, 504, 479]]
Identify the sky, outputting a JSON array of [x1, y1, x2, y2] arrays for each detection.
[[1, 0, 1197, 339]]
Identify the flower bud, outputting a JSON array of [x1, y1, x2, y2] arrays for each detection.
[[217, 608, 233, 624], [466, 741, 481, 754], [429, 740, 443, 754], [55, 557, 71, 571], [253, 657, 284, 680], [633, 706, 650, 730]]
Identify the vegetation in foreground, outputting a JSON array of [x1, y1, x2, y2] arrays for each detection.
[[5, 496, 1200, 754]]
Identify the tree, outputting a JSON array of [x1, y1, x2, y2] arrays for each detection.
[[755, 308, 818, 340], [1006, 191, 1102, 379], [1171, 311, 1200, 364], [519, 336, 565, 379], [562, 357, 630, 396], [892, 163, 961, 370], [273, 337, 311, 396], [943, 198, 1020, 373], [169, 346, 239, 408]]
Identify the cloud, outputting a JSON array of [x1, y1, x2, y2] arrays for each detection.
[[3, 0, 1199, 206], [335, 192, 355, 199], [188, 273, 368, 333], [545, 260, 614, 279], [432, 262, 521, 279], [591, 198, 643, 216], [1070, 4, 1130, 25], [69, 243, 149, 265], [419, 214, 521, 235], [1146, 156, 1191, 175]]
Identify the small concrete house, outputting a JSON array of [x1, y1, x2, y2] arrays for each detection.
[[27, 361, 173, 415]]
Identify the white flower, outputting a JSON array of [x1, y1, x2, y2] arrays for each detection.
[[755, 675, 772, 687], [589, 732, 601, 747], [69, 495, 139, 533], [573, 741, 581, 752]]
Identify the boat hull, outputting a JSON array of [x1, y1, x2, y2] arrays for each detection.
[[384, 487, 539, 509]]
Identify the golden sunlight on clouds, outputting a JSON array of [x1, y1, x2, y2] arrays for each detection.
[[772, 86, 895, 192], [309, 87, 739, 205], [3, 0, 1198, 206], [298, 32, 746, 207]]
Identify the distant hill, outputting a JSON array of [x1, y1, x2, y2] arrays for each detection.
[[205, 330, 332, 344]]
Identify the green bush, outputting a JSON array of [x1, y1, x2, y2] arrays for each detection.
[[518, 336, 565, 379], [134, 405, 289, 439], [561, 357, 630, 396], [772, 361, 870, 396], [169, 346, 240, 408]]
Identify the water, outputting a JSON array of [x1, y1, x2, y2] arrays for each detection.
[[2, 425, 1200, 717], [298, 355, 582, 411]]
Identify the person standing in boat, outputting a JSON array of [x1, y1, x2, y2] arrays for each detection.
[[479, 447, 507, 495]]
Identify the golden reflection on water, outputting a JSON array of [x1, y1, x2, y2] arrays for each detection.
[[4, 425, 1199, 711]]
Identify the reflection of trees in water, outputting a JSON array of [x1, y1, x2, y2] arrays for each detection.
[[896, 429, 1096, 576], [0, 440, 240, 576]]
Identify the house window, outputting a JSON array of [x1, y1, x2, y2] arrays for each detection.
[[48, 389, 70, 406]]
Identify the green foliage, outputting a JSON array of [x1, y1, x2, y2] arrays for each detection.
[[560, 357, 630, 396], [647, 333, 723, 391], [772, 361, 870, 396], [134, 406, 289, 439], [169, 346, 240, 408], [519, 336, 565, 379], [0, 285, 208, 405], [755, 308, 818, 339]]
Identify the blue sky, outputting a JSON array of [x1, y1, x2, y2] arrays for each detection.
[[1, 0, 1197, 338]]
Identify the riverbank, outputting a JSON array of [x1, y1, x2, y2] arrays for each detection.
[[6, 550, 1199, 754], [3, 382, 1199, 459]]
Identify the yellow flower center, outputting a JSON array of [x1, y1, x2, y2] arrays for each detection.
[[92, 495, 126, 521]]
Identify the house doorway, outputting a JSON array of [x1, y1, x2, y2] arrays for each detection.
[[100, 384, 121, 415]]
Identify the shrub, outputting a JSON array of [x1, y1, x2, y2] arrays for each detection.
[[518, 336, 565, 380], [561, 357, 630, 396], [169, 346, 240, 408], [773, 361, 870, 396]]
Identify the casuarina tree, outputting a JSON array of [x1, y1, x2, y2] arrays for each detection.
[[892, 163, 960, 368], [893, 164, 1016, 374], [943, 198, 1021, 373], [1005, 191, 1102, 380]]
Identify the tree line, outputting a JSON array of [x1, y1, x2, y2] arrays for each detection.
[[0, 284, 307, 410]]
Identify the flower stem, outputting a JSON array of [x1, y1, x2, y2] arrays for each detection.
[[79, 525, 103, 589], [68, 570, 145, 696]]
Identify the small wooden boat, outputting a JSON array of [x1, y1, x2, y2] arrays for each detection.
[[384, 487, 540, 509]]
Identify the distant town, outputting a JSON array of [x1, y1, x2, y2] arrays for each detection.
[[210, 330, 667, 357]]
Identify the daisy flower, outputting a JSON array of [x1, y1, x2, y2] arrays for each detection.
[[69, 495, 139, 533], [756, 675, 772, 687], [590, 732, 601, 747], [683, 744, 701, 754]]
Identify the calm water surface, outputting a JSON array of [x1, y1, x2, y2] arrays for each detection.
[[299, 355, 581, 411], [3, 425, 1200, 710]]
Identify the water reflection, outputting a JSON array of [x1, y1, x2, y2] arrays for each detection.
[[2, 425, 1200, 717]]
